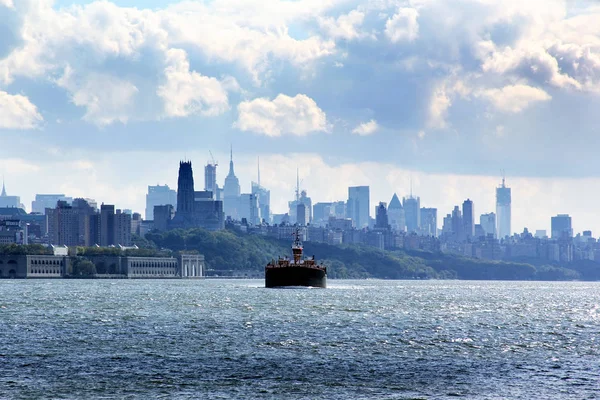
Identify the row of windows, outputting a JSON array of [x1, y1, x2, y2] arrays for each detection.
[[130, 268, 177, 275], [130, 262, 178, 268], [30, 268, 61, 275], [31, 259, 63, 266]]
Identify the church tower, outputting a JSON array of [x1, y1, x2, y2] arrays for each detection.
[[176, 161, 195, 215]]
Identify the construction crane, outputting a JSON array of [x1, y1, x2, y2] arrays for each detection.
[[209, 150, 218, 166]]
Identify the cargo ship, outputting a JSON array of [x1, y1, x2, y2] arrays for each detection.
[[265, 229, 327, 288]]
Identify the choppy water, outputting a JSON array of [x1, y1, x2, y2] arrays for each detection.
[[1, 280, 600, 399]]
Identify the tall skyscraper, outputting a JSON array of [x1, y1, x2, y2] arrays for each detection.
[[462, 199, 474, 239], [387, 193, 405, 232], [451, 205, 463, 240], [374, 202, 389, 230], [403, 195, 420, 233], [251, 157, 270, 224], [177, 161, 195, 217], [100, 204, 115, 246], [420, 207, 437, 237], [32, 194, 73, 214], [551, 214, 573, 239], [204, 163, 217, 198], [496, 178, 511, 239], [347, 186, 370, 228], [480, 213, 496, 238], [223, 147, 241, 219], [145, 184, 176, 220], [0, 180, 21, 208]]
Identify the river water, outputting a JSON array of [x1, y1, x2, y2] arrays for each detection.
[[1, 279, 599, 399]]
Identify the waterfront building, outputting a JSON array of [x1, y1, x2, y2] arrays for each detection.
[[403, 195, 420, 233], [223, 148, 241, 220], [480, 213, 496, 238], [496, 178, 512, 239], [145, 184, 176, 221], [551, 214, 573, 239], [420, 207, 437, 237], [462, 199, 474, 240], [32, 194, 73, 214], [387, 194, 405, 232], [347, 186, 370, 229]]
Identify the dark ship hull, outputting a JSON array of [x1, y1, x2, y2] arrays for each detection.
[[265, 266, 326, 288]]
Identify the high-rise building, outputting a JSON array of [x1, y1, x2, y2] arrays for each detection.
[[297, 203, 307, 226], [239, 193, 261, 225], [420, 208, 437, 237], [403, 195, 420, 233], [223, 147, 241, 219], [375, 202, 389, 230], [451, 206, 463, 240], [480, 213, 496, 238], [204, 163, 217, 198], [100, 204, 115, 246], [551, 214, 573, 239], [154, 205, 174, 232], [46, 201, 80, 246], [347, 186, 370, 229], [32, 194, 73, 214], [462, 199, 474, 240], [313, 202, 333, 227], [145, 184, 176, 221], [251, 157, 270, 224], [114, 209, 132, 246], [496, 178, 512, 239], [0, 180, 21, 208], [387, 193, 405, 232]]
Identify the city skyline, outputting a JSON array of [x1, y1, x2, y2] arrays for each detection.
[[0, 151, 597, 237], [1, 1, 599, 235]]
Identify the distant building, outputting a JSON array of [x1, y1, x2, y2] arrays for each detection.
[[347, 186, 370, 228], [170, 162, 224, 231], [100, 204, 115, 246], [251, 157, 270, 224], [0, 181, 21, 209], [480, 213, 496, 238], [496, 178, 511, 239], [387, 193, 405, 232], [313, 202, 333, 227], [462, 199, 474, 239], [451, 206, 463, 240], [535, 230, 547, 239], [153, 205, 174, 232], [403, 195, 420, 233], [420, 208, 437, 237], [296, 203, 307, 226], [239, 193, 261, 226], [131, 212, 142, 236], [145, 185, 176, 221], [204, 163, 218, 199], [114, 210, 132, 247], [32, 194, 73, 214], [374, 202, 389, 230], [223, 148, 241, 220], [551, 214, 573, 239]]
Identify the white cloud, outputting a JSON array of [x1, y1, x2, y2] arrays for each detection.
[[319, 10, 366, 41], [0, 0, 14, 8], [385, 8, 419, 43], [427, 84, 451, 129], [57, 66, 139, 126], [481, 84, 552, 113], [0, 91, 42, 129], [352, 119, 379, 136], [235, 94, 328, 137], [158, 49, 230, 118]]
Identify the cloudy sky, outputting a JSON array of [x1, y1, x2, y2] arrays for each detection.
[[1, 0, 599, 235]]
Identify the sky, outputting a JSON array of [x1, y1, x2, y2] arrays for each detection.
[[1, 0, 600, 235]]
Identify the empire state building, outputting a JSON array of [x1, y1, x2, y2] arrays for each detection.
[[223, 147, 241, 219]]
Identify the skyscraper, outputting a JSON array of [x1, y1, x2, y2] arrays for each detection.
[[496, 178, 511, 239], [403, 195, 420, 233], [223, 147, 241, 219], [480, 213, 496, 238], [387, 193, 405, 232], [347, 186, 370, 228], [32, 194, 73, 214], [420, 208, 437, 237], [145, 184, 177, 220], [375, 202, 389, 230], [462, 199, 474, 239], [251, 157, 270, 224], [451, 205, 463, 240], [204, 163, 217, 198], [551, 214, 573, 239]]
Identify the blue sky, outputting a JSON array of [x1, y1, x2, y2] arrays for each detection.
[[1, 0, 600, 234]]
